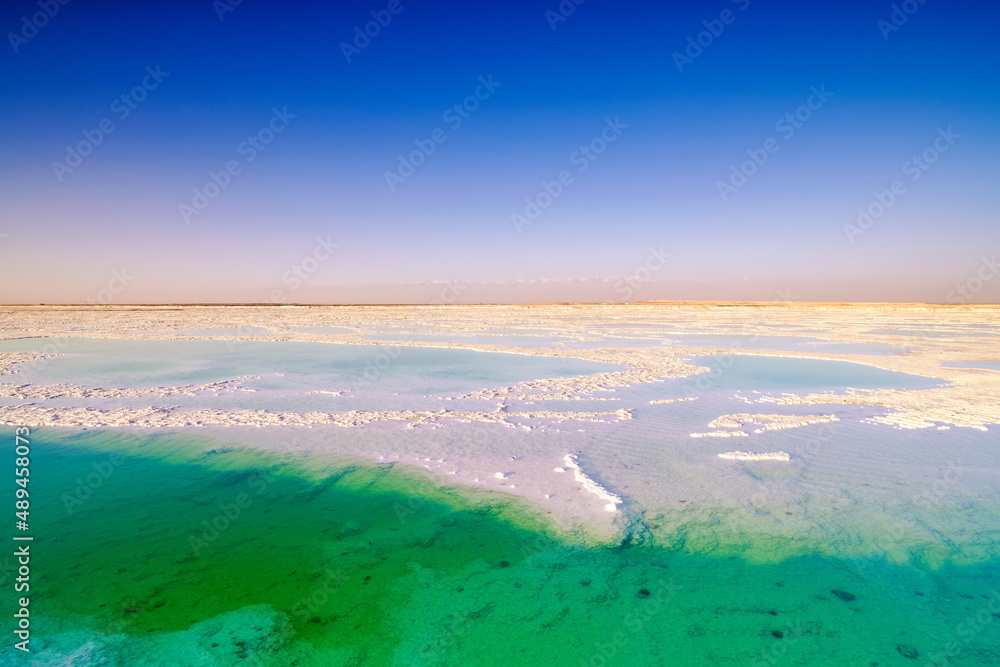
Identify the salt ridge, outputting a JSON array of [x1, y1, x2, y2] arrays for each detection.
[[717, 451, 791, 461], [562, 454, 622, 512]]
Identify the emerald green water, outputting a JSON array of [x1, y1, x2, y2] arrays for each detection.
[[8, 429, 1000, 665]]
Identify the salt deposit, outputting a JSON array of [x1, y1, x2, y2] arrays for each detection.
[[717, 451, 791, 461]]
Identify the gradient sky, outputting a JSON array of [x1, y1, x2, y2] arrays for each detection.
[[1, 0, 998, 303]]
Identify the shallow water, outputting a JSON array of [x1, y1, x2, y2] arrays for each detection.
[[664, 334, 904, 356], [361, 331, 908, 355], [942, 360, 1000, 371], [685, 354, 942, 392], [0, 338, 619, 397], [864, 328, 997, 338], [8, 429, 1000, 666], [367, 333, 574, 348], [5, 326, 1000, 665], [560, 337, 666, 349]]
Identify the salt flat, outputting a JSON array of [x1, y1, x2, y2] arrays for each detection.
[[2, 303, 999, 543], [4, 303, 1000, 665]]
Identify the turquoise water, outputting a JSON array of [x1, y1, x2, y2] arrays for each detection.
[[5, 333, 1000, 665], [7, 428, 1000, 666]]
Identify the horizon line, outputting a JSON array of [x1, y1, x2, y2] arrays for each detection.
[[2, 301, 998, 309]]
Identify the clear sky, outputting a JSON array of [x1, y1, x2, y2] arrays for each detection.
[[1, 0, 998, 304]]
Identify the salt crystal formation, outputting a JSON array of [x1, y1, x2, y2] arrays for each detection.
[[562, 455, 622, 512], [717, 451, 791, 461]]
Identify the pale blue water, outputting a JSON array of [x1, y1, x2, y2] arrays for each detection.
[[684, 354, 942, 392], [798, 341, 907, 355], [367, 333, 573, 348], [358, 330, 908, 356], [864, 328, 995, 338], [942, 360, 1000, 371], [664, 334, 904, 355], [515, 354, 943, 424], [0, 338, 622, 400], [561, 337, 666, 349]]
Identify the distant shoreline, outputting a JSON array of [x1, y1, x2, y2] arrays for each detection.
[[2, 301, 998, 310]]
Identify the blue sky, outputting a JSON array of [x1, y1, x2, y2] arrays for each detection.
[[1, 0, 998, 303]]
